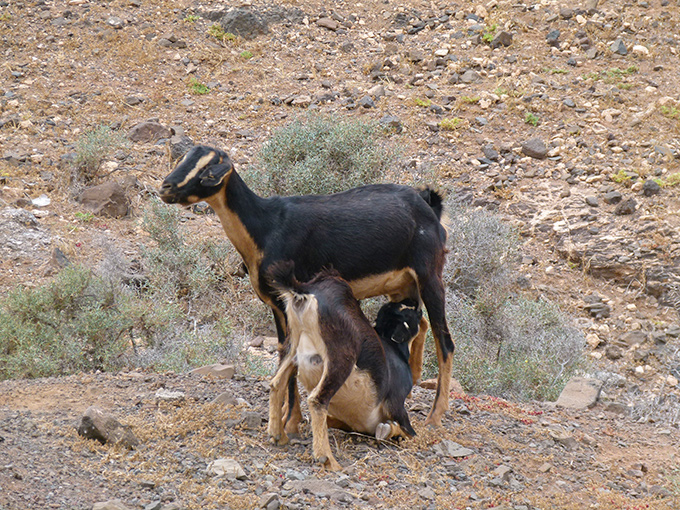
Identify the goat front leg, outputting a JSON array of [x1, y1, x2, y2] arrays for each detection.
[[269, 355, 296, 446], [273, 307, 303, 436], [408, 316, 430, 387], [283, 377, 303, 436]]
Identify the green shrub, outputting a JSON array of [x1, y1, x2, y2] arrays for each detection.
[[0, 265, 135, 379], [141, 198, 233, 300], [524, 112, 539, 126], [188, 77, 210, 95], [73, 124, 128, 183], [0, 200, 258, 380], [448, 295, 585, 401], [443, 202, 519, 299], [245, 113, 399, 196], [420, 201, 585, 401]]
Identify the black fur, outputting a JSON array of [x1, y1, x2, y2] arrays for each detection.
[[161, 145, 455, 426]]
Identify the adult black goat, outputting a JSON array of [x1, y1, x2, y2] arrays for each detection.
[[159, 145, 454, 428]]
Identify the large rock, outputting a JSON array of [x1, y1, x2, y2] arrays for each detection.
[[207, 458, 247, 479], [219, 9, 268, 39], [127, 121, 172, 143], [190, 363, 235, 379], [93, 500, 133, 510], [521, 138, 548, 159], [77, 406, 139, 449], [78, 181, 129, 218], [0, 208, 51, 262], [555, 377, 603, 409], [432, 440, 474, 458]]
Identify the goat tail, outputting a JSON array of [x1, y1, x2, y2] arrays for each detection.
[[266, 260, 300, 295], [418, 187, 444, 220]]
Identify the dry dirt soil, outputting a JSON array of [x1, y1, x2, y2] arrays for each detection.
[[1, 0, 680, 508]]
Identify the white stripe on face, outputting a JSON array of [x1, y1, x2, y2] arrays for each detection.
[[177, 151, 216, 188]]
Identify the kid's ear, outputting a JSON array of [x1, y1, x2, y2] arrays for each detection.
[[199, 162, 232, 187]]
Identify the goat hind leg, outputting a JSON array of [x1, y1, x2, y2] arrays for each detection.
[[419, 276, 455, 427]]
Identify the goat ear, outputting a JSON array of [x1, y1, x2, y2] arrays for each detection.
[[199, 163, 232, 187]]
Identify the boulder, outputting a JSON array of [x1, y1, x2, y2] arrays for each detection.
[[78, 181, 129, 218], [77, 407, 139, 449]]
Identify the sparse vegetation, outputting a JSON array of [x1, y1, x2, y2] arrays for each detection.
[[583, 66, 639, 84], [611, 168, 634, 186], [661, 105, 680, 119], [0, 264, 136, 379], [245, 113, 399, 196], [461, 95, 480, 104], [414, 97, 432, 107], [482, 23, 497, 43], [183, 14, 199, 23], [421, 202, 585, 401], [544, 67, 569, 74], [72, 124, 128, 184], [208, 24, 236, 42], [74, 211, 95, 223], [0, 199, 263, 380], [240, 50, 253, 60], [440, 117, 464, 131], [188, 77, 210, 94], [524, 111, 539, 126], [655, 172, 680, 187]]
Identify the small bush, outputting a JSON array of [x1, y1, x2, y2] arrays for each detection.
[[481, 23, 497, 43], [443, 202, 519, 299], [141, 198, 233, 300], [420, 200, 585, 401], [446, 294, 585, 401], [0, 265, 135, 379], [245, 113, 399, 196], [524, 112, 539, 126], [188, 77, 210, 95], [440, 117, 464, 131], [73, 125, 128, 183], [240, 50, 253, 59], [461, 96, 480, 104]]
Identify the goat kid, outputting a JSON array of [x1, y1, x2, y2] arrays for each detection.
[[159, 145, 454, 429], [267, 262, 421, 470]]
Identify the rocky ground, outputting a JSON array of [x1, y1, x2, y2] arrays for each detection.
[[1, 369, 679, 510], [1, 0, 680, 508]]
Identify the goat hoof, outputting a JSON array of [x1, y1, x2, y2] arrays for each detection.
[[318, 456, 341, 471], [375, 423, 391, 441], [423, 416, 442, 429], [269, 434, 289, 446]]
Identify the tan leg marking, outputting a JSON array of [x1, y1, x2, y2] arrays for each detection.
[[283, 387, 303, 436], [424, 341, 452, 427], [307, 365, 341, 471], [408, 316, 429, 386], [269, 355, 296, 445]]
